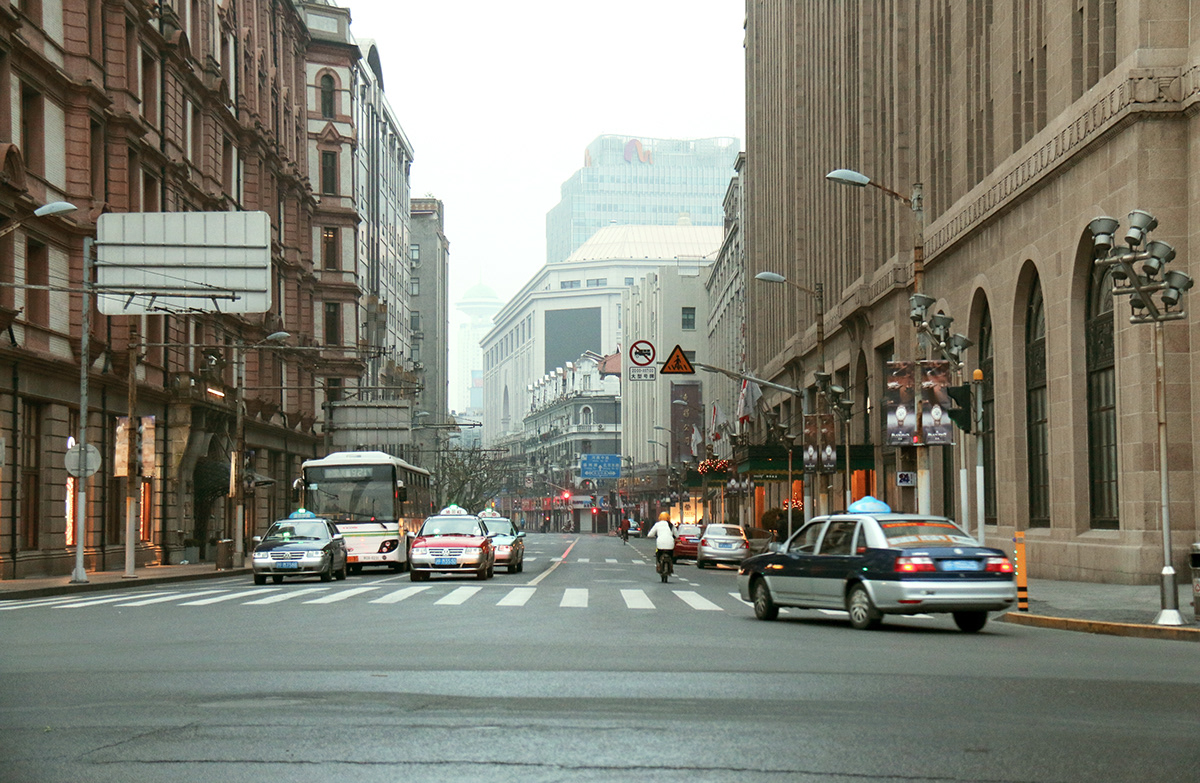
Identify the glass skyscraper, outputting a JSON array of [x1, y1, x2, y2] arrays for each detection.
[[545, 135, 740, 264]]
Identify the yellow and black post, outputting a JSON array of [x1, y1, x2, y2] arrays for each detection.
[[1014, 530, 1029, 611]]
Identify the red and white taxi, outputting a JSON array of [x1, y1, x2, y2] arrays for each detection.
[[409, 505, 496, 581]]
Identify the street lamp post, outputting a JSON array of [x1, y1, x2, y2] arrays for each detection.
[[826, 169, 932, 513], [1087, 211, 1193, 626]]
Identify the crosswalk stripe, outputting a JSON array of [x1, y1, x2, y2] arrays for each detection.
[[560, 588, 588, 608], [621, 589, 654, 609], [113, 591, 189, 606], [244, 588, 326, 605], [303, 586, 380, 604], [576, 558, 590, 563], [369, 586, 431, 604], [497, 587, 535, 607], [55, 594, 158, 609], [436, 586, 481, 605], [179, 592, 256, 606], [673, 590, 723, 611], [605, 559, 618, 563], [0, 595, 92, 611]]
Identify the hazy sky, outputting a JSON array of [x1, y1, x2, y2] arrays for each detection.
[[344, 0, 746, 308]]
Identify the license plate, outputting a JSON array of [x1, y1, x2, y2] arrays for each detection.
[[718, 543, 733, 549], [276, 561, 299, 569], [434, 557, 457, 566], [941, 559, 981, 571]]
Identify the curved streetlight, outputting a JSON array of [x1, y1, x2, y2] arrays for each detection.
[[755, 271, 824, 368]]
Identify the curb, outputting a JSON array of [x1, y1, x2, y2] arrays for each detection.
[[1002, 611, 1200, 642], [0, 568, 252, 602]]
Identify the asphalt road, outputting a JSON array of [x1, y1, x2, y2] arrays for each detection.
[[2, 533, 1198, 782]]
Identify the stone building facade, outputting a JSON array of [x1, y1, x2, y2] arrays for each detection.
[[743, 1, 1197, 583], [0, 0, 380, 578]]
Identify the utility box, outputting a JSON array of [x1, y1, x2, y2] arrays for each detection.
[[215, 539, 234, 571], [1190, 543, 1200, 624]]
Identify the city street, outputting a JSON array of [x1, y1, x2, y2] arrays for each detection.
[[2, 533, 1198, 783]]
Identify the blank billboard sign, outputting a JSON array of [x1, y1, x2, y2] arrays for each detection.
[[95, 212, 272, 315], [544, 307, 601, 373]]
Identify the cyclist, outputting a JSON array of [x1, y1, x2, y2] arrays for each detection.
[[618, 517, 630, 544], [646, 511, 677, 581]]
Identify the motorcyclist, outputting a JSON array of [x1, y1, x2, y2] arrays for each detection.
[[646, 511, 677, 577]]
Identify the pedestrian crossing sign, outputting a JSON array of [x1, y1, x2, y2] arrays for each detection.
[[660, 345, 695, 374]]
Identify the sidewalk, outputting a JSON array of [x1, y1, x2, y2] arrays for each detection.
[[0, 561, 1196, 641]]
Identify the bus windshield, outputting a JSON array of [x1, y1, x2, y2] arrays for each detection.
[[303, 465, 397, 522]]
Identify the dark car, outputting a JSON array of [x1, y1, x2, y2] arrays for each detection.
[[737, 508, 1016, 633], [673, 524, 703, 561], [251, 511, 348, 584], [478, 510, 525, 573]]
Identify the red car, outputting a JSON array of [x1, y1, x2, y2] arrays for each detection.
[[673, 524, 703, 561], [408, 505, 495, 581]]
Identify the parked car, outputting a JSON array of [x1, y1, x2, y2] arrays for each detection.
[[743, 526, 776, 556], [695, 524, 751, 568], [409, 505, 495, 581], [478, 509, 525, 573], [737, 504, 1016, 633], [251, 511, 348, 585], [673, 524, 703, 561]]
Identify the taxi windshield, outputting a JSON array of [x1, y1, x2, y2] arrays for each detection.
[[481, 521, 515, 536], [264, 521, 329, 541], [880, 519, 977, 548]]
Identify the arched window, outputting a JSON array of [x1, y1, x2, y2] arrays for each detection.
[[320, 74, 335, 119], [580, 406, 593, 426], [979, 302, 997, 524], [1025, 277, 1049, 528], [1086, 265, 1118, 529]]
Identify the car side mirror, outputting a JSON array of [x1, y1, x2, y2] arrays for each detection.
[[517, 531, 526, 538], [252, 536, 262, 544], [332, 532, 343, 540]]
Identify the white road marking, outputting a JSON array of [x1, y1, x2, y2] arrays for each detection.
[[497, 588, 536, 606], [55, 594, 162, 609], [243, 588, 325, 605], [0, 595, 97, 611], [605, 558, 618, 564], [576, 558, 590, 563], [560, 588, 588, 608], [673, 590, 724, 611], [304, 586, 381, 604], [369, 586, 431, 604], [180, 592, 256, 606], [435, 586, 482, 605], [621, 589, 654, 609]]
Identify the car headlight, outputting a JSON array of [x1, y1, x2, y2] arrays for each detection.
[[497, 545, 512, 554], [300, 551, 325, 560], [411, 546, 428, 554], [252, 552, 271, 560]]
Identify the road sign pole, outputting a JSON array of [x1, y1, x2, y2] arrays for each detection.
[[71, 238, 92, 584]]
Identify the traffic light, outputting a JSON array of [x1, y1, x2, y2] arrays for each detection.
[[946, 384, 972, 433], [560, 490, 571, 501], [590, 494, 597, 507]]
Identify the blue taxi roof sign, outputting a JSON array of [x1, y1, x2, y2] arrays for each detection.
[[847, 496, 892, 514], [288, 508, 318, 519]]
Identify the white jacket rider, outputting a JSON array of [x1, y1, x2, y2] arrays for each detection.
[[646, 512, 677, 552]]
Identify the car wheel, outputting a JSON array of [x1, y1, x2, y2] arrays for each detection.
[[953, 611, 989, 633], [335, 560, 347, 580], [487, 562, 495, 579], [476, 564, 489, 580], [410, 569, 426, 582], [696, 557, 706, 569], [847, 584, 882, 630], [517, 557, 524, 573], [253, 574, 267, 585], [507, 561, 517, 574], [272, 575, 284, 585], [320, 561, 333, 582], [752, 579, 778, 621]]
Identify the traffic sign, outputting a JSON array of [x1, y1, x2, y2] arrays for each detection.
[[628, 367, 656, 381], [660, 345, 695, 374], [580, 454, 622, 479], [896, 471, 916, 488], [65, 443, 102, 478], [524, 475, 533, 488], [629, 340, 656, 367]]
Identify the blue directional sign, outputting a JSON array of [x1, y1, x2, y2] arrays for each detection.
[[580, 454, 622, 479]]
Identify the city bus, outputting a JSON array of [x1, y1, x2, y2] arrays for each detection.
[[297, 451, 433, 574]]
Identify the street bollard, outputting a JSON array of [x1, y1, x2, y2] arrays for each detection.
[[1014, 531, 1029, 612]]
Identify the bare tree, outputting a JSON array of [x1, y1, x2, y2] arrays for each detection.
[[435, 446, 514, 513]]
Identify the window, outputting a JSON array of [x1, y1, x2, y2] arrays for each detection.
[[625, 277, 635, 286], [410, 278, 419, 296], [190, 104, 202, 163], [222, 136, 233, 193], [25, 240, 49, 326], [20, 401, 42, 550], [319, 74, 335, 119], [17, 0, 42, 26], [560, 280, 580, 289], [141, 51, 158, 125], [681, 306, 696, 330], [1086, 265, 1118, 529], [320, 151, 337, 195], [410, 310, 420, 331], [410, 243, 420, 265], [979, 303, 996, 525], [326, 377, 343, 402], [1025, 278, 1049, 528], [321, 227, 339, 270], [586, 278, 607, 287], [20, 84, 44, 176], [90, 121, 104, 199], [324, 302, 341, 346]]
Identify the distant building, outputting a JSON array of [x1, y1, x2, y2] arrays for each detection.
[[408, 198, 451, 466], [481, 222, 721, 453], [545, 135, 740, 264], [454, 283, 504, 417]]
